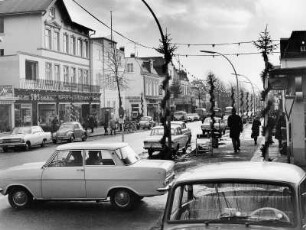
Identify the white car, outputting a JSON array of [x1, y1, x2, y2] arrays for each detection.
[[161, 162, 306, 230], [0, 126, 51, 152], [0, 142, 175, 210]]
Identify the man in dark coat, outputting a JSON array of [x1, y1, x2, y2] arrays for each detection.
[[228, 108, 243, 153]]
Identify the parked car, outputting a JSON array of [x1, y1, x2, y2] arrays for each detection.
[[161, 161, 306, 230], [201, 117, 226, 137], [173, 111, 188, 122], [143, 126, 189, 157], [138, 116, 156, 129], [186, 113, 200, 122], [0, 126, 51, 152], [53, 121, 87, 144], [171, 121, 192, 145], [0, 142, 175, 210]]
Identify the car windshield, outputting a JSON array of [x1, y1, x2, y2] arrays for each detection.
[[12, 127, 31, 134], [115, 145, 140, 165], [59, 123, 74, 129], [140, 117, 150, 121], [151, 128, 175, 135], [168, 181, 296, 227]]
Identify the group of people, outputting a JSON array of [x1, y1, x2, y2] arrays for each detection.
[[103, 116, 117, 135], [227, 108, 286, 153]]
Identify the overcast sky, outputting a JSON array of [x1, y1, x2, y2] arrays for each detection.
[[65, 0, 306, 92]]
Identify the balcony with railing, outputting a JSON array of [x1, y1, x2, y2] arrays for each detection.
[[19, 78, 100, 93]]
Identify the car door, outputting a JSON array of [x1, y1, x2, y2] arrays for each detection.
[[41, 150, 86, 198], [30, 126, 41, 146], [84, 149, 117, 198]]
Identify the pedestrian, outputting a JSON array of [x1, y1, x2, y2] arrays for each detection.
[[51, 115, 59, 138], [227, 108, 243, 153], [104, 113, 109, 135], [251, 116, 261, 145], [88, 115, 95, 133], [109, 117, 116, 135], [275, 112, 286, 148]]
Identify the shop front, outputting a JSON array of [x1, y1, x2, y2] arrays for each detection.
[[0, 85, 16, 132], [14, 88, 100, 128]]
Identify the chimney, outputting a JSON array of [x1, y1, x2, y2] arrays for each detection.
[[130, 53, 135, 57]]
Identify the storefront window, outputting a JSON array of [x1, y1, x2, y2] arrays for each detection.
[[38, 104, 56, 127], [15, 103, 32, 127], [0, 104, 11, 131]]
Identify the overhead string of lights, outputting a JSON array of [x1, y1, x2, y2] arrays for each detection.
[[72, 0, 155, 50], [172, 40, 279, 47]]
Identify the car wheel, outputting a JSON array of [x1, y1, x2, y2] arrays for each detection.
[[68, 135, 75, 143], [41, 139, 46, 147], [110, 189, 138, 210], [2, 147, 8, 152], [82, 133, 87, 141], [8, 188, 33, 209], [24, 142, 31, 151]]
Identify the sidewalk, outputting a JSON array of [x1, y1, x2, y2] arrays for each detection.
[[251, 137, 288, 163]]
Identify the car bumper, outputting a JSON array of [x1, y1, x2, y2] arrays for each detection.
[[0, 143, 26, 148]]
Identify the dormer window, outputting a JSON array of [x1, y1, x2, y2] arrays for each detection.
[[49, 7, 55, 19]]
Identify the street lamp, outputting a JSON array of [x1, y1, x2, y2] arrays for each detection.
[[232, 73, 262, 116], [200, 50, 239, 113]]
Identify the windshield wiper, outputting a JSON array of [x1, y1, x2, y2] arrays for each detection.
[[245, 219, 292, 227]]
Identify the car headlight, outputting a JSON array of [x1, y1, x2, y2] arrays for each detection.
[[20, 138, 25, 143], [0, 139, 3, 144]]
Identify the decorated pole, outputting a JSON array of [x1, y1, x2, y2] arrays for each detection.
[[141, 0, 176, 159]]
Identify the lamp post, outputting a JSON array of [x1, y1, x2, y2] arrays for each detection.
[[200, 50, 239, 113]]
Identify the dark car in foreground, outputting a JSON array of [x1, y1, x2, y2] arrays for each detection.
[[161, 161, 306, 230]]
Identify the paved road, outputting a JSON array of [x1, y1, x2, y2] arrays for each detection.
[[0, 121, 258, 230]]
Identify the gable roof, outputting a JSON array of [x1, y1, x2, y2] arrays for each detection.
[[139, 56, 165, 76], [0, 0, 54, 15], [0, 0, 93, 31], [281, 31, 306, 59]]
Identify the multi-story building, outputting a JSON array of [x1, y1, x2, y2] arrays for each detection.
[[90, 36, 125, 122], [124, 55, 163, 120], [270, 31, 306, 166], [0, 0, 100, 131]]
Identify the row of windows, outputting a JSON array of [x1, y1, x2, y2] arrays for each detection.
[[44, 26, 88, 58], [25, 60, 89, 84], [145, 79, 160, 96]]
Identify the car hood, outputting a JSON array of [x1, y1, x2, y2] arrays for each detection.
[[0, 134, 25, 139], [163, 223, 287, 230], [0, 162, 44, 180], [132, 159, 174, 171]]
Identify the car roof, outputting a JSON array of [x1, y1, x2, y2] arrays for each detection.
[[175, 161, 306, 184], [56, 142, 129, 151]]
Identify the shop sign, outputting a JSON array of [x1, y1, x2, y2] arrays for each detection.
[[0, 85, 13, 98], [15, 89, 101, 103], [269, 78, 288, 90]]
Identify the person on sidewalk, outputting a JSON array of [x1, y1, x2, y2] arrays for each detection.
[[275, 112, 286, 148], [228, 108, 243, 153], [109, 117, 116, 135], [88, 115, 95, 133], [251, 116, 261, 145]]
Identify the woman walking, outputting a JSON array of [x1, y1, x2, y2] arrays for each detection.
[[251, 116, 261, 145]]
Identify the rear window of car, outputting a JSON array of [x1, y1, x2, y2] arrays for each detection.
[[168, 181, 296, 227]]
